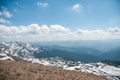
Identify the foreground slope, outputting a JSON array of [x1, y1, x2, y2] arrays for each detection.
[[0, 60, 107, 80]]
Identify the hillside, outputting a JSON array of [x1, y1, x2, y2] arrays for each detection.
[[34, 48, 99, 62], [100, 48, 120, 61], [0, 60, 107, 80]]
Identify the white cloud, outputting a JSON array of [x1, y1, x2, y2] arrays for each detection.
[[0, 24, 120, 41], [108, 27, 120, 33], [0, 7, 12, 18], [37, 2, 49, 7], [72, 4, 83, 12], [0, 25, 10, 34], [77, 29, 105, 34], [76, 29, 113, 40], [0, 24, 69, 34], [0, 18, 10, 24], [77, 29, 90, 33], [40, 25, 50, 33], [50, 24, 70, 33], [0, 7, 12, 25], [0, 35, 7, 39]]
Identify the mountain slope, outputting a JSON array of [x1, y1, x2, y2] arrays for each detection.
[[52, 46, 102, 56], [100, 48, 120, 61], [34, 48, 99, 62], [0, 60, 107, 80]]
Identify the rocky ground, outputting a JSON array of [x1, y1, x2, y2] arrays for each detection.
[[0, 60, 107, 80]]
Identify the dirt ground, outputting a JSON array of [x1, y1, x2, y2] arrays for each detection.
[[0, 60, 107, 80]]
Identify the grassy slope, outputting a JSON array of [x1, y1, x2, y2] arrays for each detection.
[[0, 60, 107, 80]]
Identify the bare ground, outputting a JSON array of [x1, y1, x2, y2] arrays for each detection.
[[0, 60, 107, 80]]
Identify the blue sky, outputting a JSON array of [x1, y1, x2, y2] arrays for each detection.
[[0, 0, 120, 29], [0, 0, 120, 41]]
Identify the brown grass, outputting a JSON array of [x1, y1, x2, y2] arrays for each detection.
[[0, 60, 107, 80]]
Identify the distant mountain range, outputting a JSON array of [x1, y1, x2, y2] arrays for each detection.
[[33, 40, 120, 52], [0, 41, 120, 62], [34, 44, 120, 63], [100, 47, 120, 62]]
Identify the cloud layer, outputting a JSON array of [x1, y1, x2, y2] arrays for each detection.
[[0, 24, 70, 34], [0, 24, 120, 41]]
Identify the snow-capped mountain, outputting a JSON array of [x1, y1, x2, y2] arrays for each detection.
[[0, 53, 14, 61], [0, 42, 120, 80], [0, 42, 38, 58]]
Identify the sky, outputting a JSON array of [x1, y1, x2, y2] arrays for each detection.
[[0, 0, 120, 42]]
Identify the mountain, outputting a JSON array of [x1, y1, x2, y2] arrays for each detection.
[[0, 41, 120, 80], [100, 60, 120, 67], [51, 45, 102, 56], [34, 48, 100, 62], [1, 41, 120, 63], [100, 48, 120, 61], [0, 42, 38, 59], [33, 40, 120, 52], [0, 42, 100, 62], [0, 53, 14, 61]]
